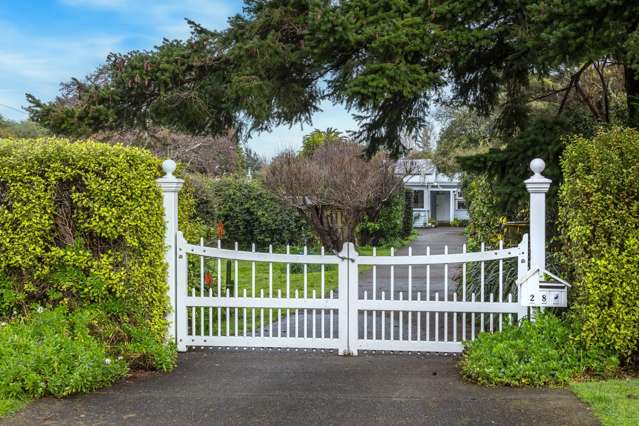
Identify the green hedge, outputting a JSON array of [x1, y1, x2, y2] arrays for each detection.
[[0, 138, 176, 368], [559, 127, 639, 360], [188, 174, 310, 249]]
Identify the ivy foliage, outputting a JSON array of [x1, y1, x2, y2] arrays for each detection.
[[0, 138, 177, 369], [559, 127, 639, 360]]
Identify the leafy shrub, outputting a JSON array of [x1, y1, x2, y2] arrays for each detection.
[[402, 189, 414, 237], [450, 218, 469, 227], [358, 192, 406, 246], [0, 307, 128, 401], [188, 174, 310, 249], [462, 174, 503, 249], [559, 127, 639, 360], [460, 313, 618, 386], [0, 137, 180, 369]]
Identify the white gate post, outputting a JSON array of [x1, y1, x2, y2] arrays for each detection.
[[156, 159, 184, 345], [524, 158, 551, 272], [346, 243, 359, 356], [337, 242, 358, 355]]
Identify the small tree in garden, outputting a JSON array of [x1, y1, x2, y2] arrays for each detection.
[[263, 140, 403, 250]]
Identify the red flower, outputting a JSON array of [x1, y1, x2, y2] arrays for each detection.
[[204, 272, 213, 287]]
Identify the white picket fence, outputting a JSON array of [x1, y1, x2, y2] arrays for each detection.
[[157, 158, 551, 355]]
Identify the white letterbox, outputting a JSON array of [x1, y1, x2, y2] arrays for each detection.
[[517, 267, 570, 307]]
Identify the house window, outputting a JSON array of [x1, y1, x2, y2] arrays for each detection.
[[412, 190, 424, 209], [456, 199, 467, 210]]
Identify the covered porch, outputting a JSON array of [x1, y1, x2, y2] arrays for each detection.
[[410, 186, 468, 227]]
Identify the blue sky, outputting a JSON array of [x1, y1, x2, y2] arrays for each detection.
[[0, 0, 359, 157]]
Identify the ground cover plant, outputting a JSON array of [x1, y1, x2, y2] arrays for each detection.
[[571, 378, 639, 426], [459, 313, 619, 386], [0, 307, 129, 416]]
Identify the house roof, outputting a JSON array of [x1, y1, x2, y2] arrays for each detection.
[[395, 159, 436, 175]]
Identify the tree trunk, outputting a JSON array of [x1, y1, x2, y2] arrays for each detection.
[[624, 64, 639, 128]]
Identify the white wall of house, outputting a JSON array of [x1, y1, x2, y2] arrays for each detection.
[[398, 159, 469, 227]]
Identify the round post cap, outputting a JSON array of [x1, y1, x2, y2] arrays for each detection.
[[530, 158, 545, 176], [162, 159, 177, 177]]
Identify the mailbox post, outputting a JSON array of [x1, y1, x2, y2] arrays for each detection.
[[519, 159, 570, 312], [518, 267, 570, 308]]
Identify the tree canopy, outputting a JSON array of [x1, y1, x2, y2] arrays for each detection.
[[27, 0, 639, 157]]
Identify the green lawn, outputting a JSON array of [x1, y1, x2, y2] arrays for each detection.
[[571, 379, 639, 426]]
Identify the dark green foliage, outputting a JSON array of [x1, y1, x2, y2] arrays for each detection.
[[460, 313, 619, 386], [29, 1, 639, 156], [188, 174, 311, 250], [0, 307, 129, 401], [358, 192, 405, 246], [402, 189, 414, 238], [559, 127, 639, 360], [460, 112, 596, 225]]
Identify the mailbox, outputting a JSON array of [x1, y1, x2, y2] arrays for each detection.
[[517, 267, 570, 307]]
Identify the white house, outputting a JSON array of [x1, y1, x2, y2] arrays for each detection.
[[397, 159, 469, 227]]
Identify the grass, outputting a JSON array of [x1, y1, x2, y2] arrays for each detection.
[[570, 378, 639, 426]]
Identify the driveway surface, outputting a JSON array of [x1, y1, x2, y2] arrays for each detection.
[[6, 350, 598, 425], [4, 228, 598, 425]]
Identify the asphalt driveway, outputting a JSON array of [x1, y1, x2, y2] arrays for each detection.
[[5, 350, 597, 426]]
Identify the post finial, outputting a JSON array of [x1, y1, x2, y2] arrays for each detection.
[[530, 158, 545, 176], [162, 159, 177, 178]]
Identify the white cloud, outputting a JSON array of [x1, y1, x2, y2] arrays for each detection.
[[0, 17, 125, 120]]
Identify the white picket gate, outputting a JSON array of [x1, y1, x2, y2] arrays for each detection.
[[156, 158, 551, 356]]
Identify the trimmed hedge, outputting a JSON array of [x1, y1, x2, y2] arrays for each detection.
[[188, 174, 310, 249], [559, 127, 639, 360], [0, 138, 175, 368], [559, 127, 639, 358]]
